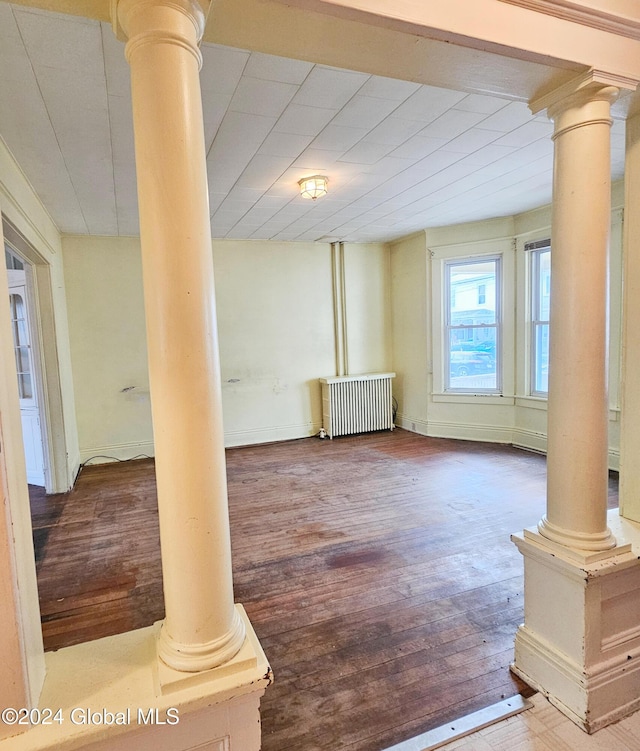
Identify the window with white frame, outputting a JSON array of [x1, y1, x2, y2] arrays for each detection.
[[445, 257, 500, 392], [528, 241, 551, 396]]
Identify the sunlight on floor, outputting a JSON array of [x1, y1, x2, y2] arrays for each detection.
[[438, 693, 640, 751]]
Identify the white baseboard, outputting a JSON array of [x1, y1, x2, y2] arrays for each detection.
[[426, 420, 513, 444], [79, 441, 155, 465], [223, 423, 320, 448], [396, 414, 429, 435], [397, 420, 620, 471]]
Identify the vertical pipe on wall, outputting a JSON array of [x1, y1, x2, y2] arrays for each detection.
[[340, 242, 349, 375], [331, 242, 349, 376]]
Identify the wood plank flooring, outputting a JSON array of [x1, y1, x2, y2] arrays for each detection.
[[30, 430, 620, 751]]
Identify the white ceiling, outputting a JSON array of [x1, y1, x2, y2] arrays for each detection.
[[0, 3, 627, 243]]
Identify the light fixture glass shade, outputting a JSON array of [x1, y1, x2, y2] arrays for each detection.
[[298, 175, 328, 200]]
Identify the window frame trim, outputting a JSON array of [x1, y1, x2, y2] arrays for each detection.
[[443, 254, 502, 395], [527, 241, 551, 398]]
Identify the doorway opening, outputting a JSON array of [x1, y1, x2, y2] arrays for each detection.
[[5, 243, 47, 488], [2, 215, 73, 496]]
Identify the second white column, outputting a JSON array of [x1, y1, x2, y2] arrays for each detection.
[[537, 81, 618, 552]]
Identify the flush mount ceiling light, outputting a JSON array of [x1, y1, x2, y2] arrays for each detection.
[[298, 175, 328, 200]]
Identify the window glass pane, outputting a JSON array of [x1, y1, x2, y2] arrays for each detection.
[[449, 260, 496, 325], [16, 317, 28, 344], [534, 323, 549, 393], [9, 293, 33, 400], [445, 256, 499, 393], [18, 373, 32, 400], [449, 329, 497, 389], [4, 247, 24, 270], [16, 345, 31, 374], [531, 246, 551, 395], [537, 249, 551, 320]]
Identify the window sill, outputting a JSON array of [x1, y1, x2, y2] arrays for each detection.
[[432, 392, 515, 406], [515, 396, 547, 410], [515, 397, 620, 420]]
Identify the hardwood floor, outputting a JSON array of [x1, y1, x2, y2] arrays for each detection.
[[30, 430, 620, 751]]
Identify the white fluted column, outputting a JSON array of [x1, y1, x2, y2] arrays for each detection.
[[534, 80, 618, 551], [113, 0, 245, 672]]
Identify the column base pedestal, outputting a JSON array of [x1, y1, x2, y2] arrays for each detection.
[[157, 605, 247, 674], [512, 520, 640, 733], [0, 604, 272, 751]]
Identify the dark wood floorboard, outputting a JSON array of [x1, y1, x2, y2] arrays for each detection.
[[30, 430, 620, 751]]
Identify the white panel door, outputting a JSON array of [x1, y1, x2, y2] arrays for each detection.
[[8, 284, 45, 486]]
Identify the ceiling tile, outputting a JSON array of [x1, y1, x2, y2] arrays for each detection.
[[338, 141, 395, 165], [388, 135, 449, 160], [292, 66, 369, 110], [202, 90, 235, 148], [0, 4, 16, 37], [492, 119, 554, 147], [14, 7, 103, 76], [392, 85, 467, 122], [101, 23, 129, 98], [258, 131, 315, 158], [200, 44, 250, 93], [235, 155, 292, 190], [36, 65, 108, 114], [454, 144, 516, 167], [309, 124, 368, 152], [293, 148, 345, 170], [243, 51, 313, 84], [419, 109, 488, 140], [453, 94, 510, 114], [331, 95, 400, 130], [358, 156, 414, 176], [274, 103, 337, 137], [366, 117, 430, 146], [208, 111, 277, 166], [357, 75, 421, 101], [477, 100, 534, 132], [440, 128, 501, 154], [229, 76, 298, 118]]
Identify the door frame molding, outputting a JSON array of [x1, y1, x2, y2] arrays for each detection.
[[3, 217, 68, 493]]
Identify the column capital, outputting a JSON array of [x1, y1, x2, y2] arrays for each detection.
[[111, 0, 210, 46], [530, 68, 637, 117]]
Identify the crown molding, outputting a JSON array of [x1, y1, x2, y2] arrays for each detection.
[[499, 0, 640, 41]]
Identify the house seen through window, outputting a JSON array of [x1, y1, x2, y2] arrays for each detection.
[[445, 257, 500, 392]]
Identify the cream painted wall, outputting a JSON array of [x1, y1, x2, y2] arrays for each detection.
[[342, 242, 391, 375], [62, 237, 394, 455], [389, 232, 429, 434], [213, 239, 337, 446], [62, 235, 153, 463]]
